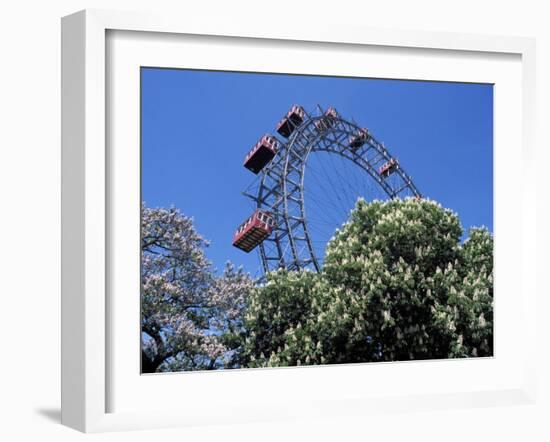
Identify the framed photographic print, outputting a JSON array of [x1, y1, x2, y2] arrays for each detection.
[[61, 9, 537, 432]]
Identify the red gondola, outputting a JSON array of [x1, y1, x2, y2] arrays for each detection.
[[348, 128, 369, 149], [379, 158, 398, 177], [243, 134, 279, 174], [315, 107, 339, 131], [232, 209, 275, 252], [276, 105, 306, 138]]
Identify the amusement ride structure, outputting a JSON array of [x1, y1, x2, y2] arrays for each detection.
[[232, 105, 422, 276]]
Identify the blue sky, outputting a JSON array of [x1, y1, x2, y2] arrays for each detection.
[[141, 68, 493, 276]]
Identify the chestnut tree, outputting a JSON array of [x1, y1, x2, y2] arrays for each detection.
[[241, 198, 493, 367]]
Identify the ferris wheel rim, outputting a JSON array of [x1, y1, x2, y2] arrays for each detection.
[[248, 106, 421, 276]]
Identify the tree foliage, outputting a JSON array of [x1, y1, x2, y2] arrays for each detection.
[[241, 198, 493, 367], [141, 204, 254, 372]]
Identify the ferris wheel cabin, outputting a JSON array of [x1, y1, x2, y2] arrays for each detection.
[[379, 158, 398, 177], [232, 209, 275, 252], [243, 134, 279, 174], [276, 105, 306, 138], [315, 106, 339, 131], [349, 128, 370, 149]]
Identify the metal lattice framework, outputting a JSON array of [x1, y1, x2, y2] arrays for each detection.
[[243, 106, 422, 275]]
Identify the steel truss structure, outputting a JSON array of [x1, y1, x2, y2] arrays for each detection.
[[243, 106, 422, 275]]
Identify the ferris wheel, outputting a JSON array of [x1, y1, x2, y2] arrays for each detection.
[[232, 105, 422, 275]]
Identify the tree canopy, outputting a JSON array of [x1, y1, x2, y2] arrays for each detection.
[[240, 198, 493, 368], [141, 204, 253, 372]]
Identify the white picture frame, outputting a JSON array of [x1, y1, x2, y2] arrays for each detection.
[[61, 9, 537, 433]]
